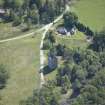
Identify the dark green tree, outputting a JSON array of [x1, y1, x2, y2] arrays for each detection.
[[0, 64, 9, 89], [92, 30, 105, 52], [63, 12, 78, 29]]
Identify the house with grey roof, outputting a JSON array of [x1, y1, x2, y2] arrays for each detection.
[[57, 26, 76, 36], [0, 9, 5, 14]]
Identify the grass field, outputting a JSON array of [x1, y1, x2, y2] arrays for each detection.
[[0, 23, 22, 40], [0, 34, 41, 105], [56, 38, 88, 50], [0, 23, 41, 40], [55, 31, 89, 49], [72, 0, 105, 31]]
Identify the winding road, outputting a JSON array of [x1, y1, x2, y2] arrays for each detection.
[[39, 5, 70, 87], [0, 5, 70, 87]]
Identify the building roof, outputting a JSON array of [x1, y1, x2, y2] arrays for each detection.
[[0, 9, 5, 14], [57, 27, 67, 35]]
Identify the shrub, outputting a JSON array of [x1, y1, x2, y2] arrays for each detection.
[[43, 40, 51, 50], [0, 64, 9, 89]]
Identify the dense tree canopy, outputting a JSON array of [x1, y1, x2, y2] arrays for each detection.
[[22, 40, 105, 104], [92, 30, 105, 52], [0, 0, 68, 26], [63, 12, 78, 29]]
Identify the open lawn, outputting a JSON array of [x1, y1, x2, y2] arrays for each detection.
[[0, 23, 22, 40], [55, 31, 89, 49], [0, 34, 41, 105], [72, 0, 105, 31], [56, 37, 88, 49]]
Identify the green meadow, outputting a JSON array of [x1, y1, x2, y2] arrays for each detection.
[[72, 0, 105, 31], [0, 34, 41, 105]]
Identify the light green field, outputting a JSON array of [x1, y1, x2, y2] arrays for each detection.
[[57, 38, 88, 49], [0, 34, 41, 105], [55, 31, 88, 49], [0, 23, 22, 40], [72, 0, 105, 31]]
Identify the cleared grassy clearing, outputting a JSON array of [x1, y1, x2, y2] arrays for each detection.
[[55, 31, 88, 49], [57, 38, 88, 49], [72, 0, 105, 31], [0, 23, 22, 40], [0, 34, 41, 105]]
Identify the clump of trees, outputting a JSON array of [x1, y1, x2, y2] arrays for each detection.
[[55, 47, 103, 92], [43, 31, 56, 49], [70, 69, 105, 105], [20, 84, 59, 105], [56, 44, 65, 56], [56, 64, 72, 94], [91, 30, 105, 52], [1, 0, 68, 27], [76, 22, 94, 36], [63, 12, 78, 29]]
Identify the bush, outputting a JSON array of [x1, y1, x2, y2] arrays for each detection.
[[85, 27, 94, 36], [76, 22, 86, 32], [22, 27, 30, 32], [56, 44, 65, 56], [0, 64, 9, 89], [43, 40, 51, 50], [12, 18, 21, 26], [63, 12, 78, 29]]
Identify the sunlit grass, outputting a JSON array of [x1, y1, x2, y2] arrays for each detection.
[[0, 34, 41, 105], [72, 0, 105, 31]]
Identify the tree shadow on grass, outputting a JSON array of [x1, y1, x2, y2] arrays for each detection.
[[43, 65, 55, 75], [70, 89, 80, 99]]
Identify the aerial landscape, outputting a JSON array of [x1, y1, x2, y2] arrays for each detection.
[[0, 0, 105, 105]]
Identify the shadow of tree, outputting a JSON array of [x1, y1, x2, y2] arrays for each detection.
[[43, 65, 55, 75], [70, 89, 80, 99]]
